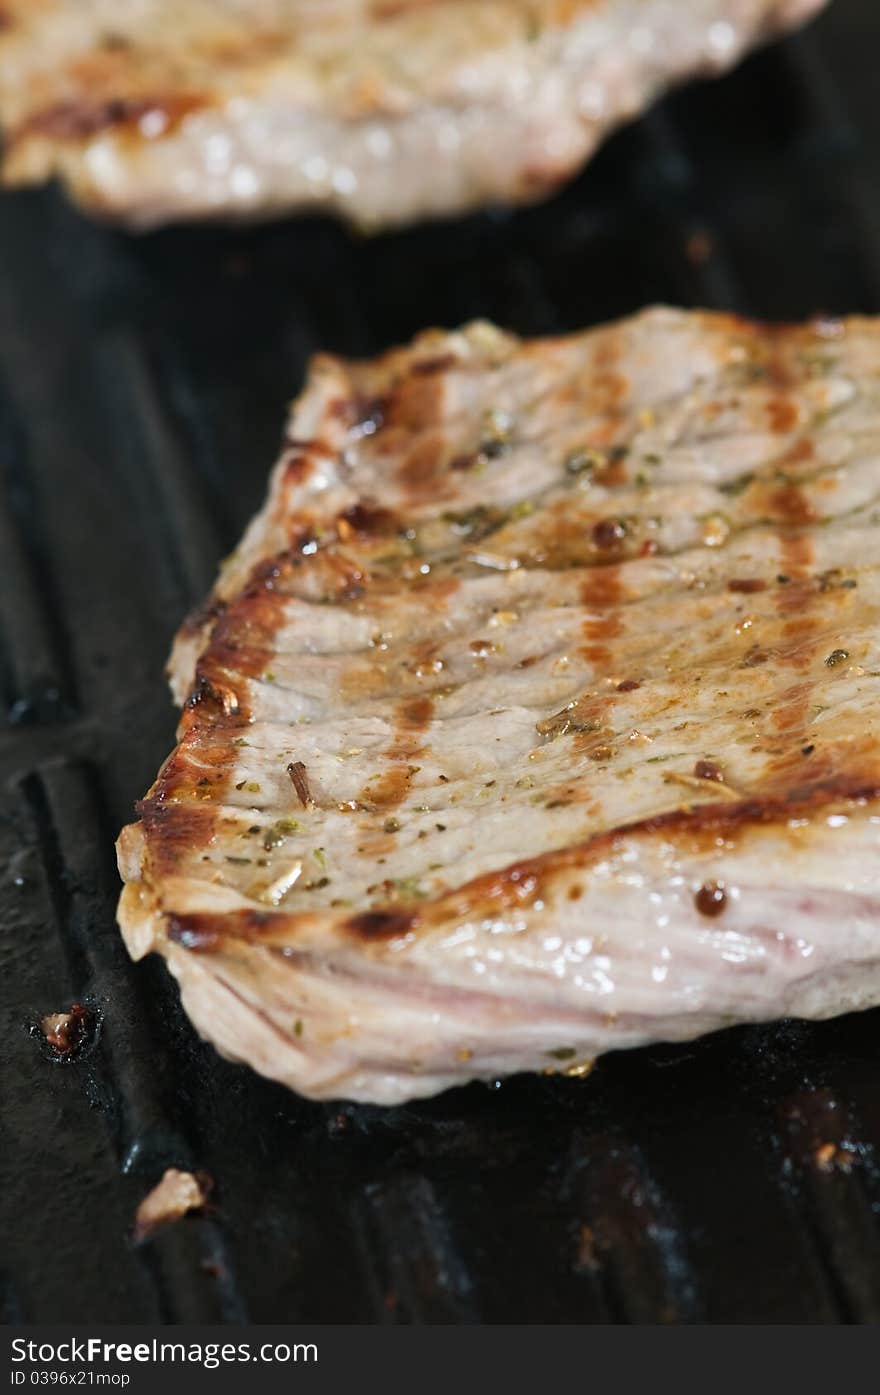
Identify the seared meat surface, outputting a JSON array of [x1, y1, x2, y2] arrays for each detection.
[[0, 0, 826, 230], [118, 307, 880, 1104]]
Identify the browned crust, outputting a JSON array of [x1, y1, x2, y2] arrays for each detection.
[[163, 774, 880, 952], [9, 92, 207, 146]]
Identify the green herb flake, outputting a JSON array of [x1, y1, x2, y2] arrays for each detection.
[[509, 499, 535, 521], [303, 876, 330, 891], [546, 1046, 577, 1061], [564, 448, 604, 476], [262, 818, 301, 851], [391, 876, 429, 901]]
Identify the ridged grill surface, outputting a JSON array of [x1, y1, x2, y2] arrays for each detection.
[[2, 2, 880, 1324]]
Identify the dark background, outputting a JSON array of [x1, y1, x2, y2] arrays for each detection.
[[2, 0, 880, 1324]]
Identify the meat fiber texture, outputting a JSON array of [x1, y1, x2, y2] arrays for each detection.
[[117, 306, 880, 1104], [0, 0, 827, 231]]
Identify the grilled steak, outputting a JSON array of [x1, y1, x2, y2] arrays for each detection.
[[117, 306, 880, 1104], [0, 0, 826, 231]]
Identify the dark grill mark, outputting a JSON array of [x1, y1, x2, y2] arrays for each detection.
[[359, 695, 434, 818], [728, 578, 767, 594], [336, 502, 398, 540], [345, 908, 417, 941], [14, 93, 205, 144], [167, 915, 223, 952]]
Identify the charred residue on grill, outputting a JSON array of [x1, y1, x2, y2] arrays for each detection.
[[32, 1002, 98, 1063], [133, 1167, 213, 1244]]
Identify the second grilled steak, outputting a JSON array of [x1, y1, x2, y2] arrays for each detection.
[[117, 307, 880, 1104], [0, 0, 827, 230]]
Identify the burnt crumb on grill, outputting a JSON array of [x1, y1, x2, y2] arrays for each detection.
[[33, 1003, 96, 1062], [287, 760, 314, 809], [133, 1168, 213, 1243], [685, 230, 714, 266], [573, 1223, 600, 1272], [813, 1141, 858, 1173]]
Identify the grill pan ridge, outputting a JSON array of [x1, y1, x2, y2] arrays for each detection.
[[2, 2, 880, 1324]]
